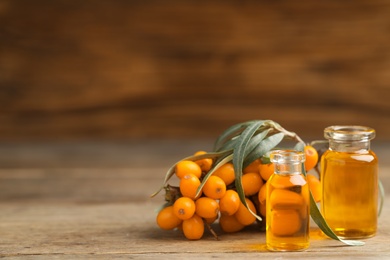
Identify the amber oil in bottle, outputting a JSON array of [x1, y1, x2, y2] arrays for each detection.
[[266, 150, 310, 251], [321, 126, 378, 239]]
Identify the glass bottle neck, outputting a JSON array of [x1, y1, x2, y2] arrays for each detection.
[[274, 163, 303, 175], [329, 140, 371, 153]]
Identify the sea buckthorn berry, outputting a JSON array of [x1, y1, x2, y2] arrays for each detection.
[[307, 174, 322, 202], [175, 160, 202, 179], [219, 214, 245, 233], [195, 197, 220, 219], [258, 162, 274, 181], [258, 183, 267, 205], [183, 214, 204, 240], [194, 151, 213, 172], [243, 159, 261, 174], [180, 173, 201, 200], [269, 189, 304, 210], [203, 175, 227, 199], [173, 197, 196, 220], [235, 198, 257, 226], [213, 163, 235, 186], [242, 172, 264, 196], [270, 209, 301, 236], [268, 173, 297, 189], [219, 190, 240, 216], [156, 206, 183, 230], [304, 145, 319, 172]]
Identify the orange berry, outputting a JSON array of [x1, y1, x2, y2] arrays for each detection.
[[258, 183, 267, 205], [194, 151, 213, 172], [183, 214, 204, 240], [258, 162, 274, 181], [307, 174, 322, 203], [235, 198, 257, 226], [195, 197, 220, 219], [304, 145, 319, 172], [219, 190, 240, 216], [175, 160, 202, 179], [270, 210, 301, 236], [269, 189, 305, 210], [213, 163, 235, 186], [268, 173, 299, 189], [203, 175, 227, 199], [243, 159, 261, 174], [173, 197, 196, 220], [156, 206, 183, 230], [219, 214, 245, 233], [241, 172, 264, 196], [180, 173, 201, 200]]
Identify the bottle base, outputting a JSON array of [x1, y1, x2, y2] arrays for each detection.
[[267, 243, 309, 252], [333, 228, 376, 240]]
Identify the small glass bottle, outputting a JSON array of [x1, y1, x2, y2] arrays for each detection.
[[321, 126, 378, 239], [266, 150, 310, 251]]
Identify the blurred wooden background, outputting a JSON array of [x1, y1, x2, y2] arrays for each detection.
[[1, 0, 390, 142]]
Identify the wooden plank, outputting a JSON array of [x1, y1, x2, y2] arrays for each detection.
[[0, 1, 390, 140]]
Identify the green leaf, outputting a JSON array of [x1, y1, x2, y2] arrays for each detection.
[[294, 141, 305, 152], [216, 122, 273, 153], [243, 132, 285, 169], [242, 128, 272, 158], [213, 120, 261, 151], [232, 121, 264, 221]]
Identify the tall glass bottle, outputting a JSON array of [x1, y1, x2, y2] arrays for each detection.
[[321, 126, 378, 239], [266, 150, 310, 251]]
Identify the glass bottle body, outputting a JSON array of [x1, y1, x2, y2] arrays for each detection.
[[266, 150, 310, 251], [321, 126, 378, 239]]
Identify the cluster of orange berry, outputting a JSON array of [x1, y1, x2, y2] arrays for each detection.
[[156, 147, 321, 240]]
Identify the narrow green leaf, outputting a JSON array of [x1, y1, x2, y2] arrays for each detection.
[[243, 128, 271, 158], [213, 120, 261, 151], [243, 132, 284, 169], [294, 141, 305, 152], [233, 121, 264, 221], [216, 123, 272, 153]]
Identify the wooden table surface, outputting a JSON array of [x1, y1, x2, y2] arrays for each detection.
[[0, 141, 389, 259]]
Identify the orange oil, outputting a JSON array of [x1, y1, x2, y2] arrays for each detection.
[[320, 150, 378, 239], [266, 173, 310, 251]]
